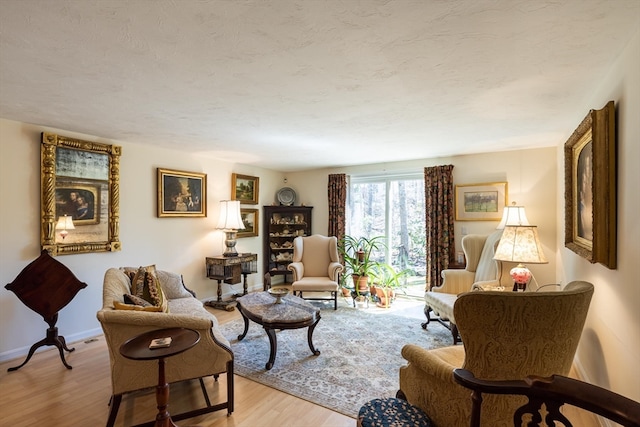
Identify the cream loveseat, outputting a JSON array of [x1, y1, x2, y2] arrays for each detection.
[[423, 230, 503, 344], [96, 267, 234, 427]]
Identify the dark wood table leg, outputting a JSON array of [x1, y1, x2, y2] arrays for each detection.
[[237, 312, 250, 341], [264, 327, 277, 370], [8, 316, 75, 371], [307, 317, 321, 356], [155, 357, 178, 427]]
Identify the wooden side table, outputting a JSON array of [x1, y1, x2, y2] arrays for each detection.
[[5, 250, 87, 371], [120, 327, 200, 427], [205, 253, 257, 311]]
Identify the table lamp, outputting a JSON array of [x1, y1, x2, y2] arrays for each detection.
[[55, 215, 75, 240], [216, 200, 245, 257], [493, 225, 548, 291], [497, 202, 529, 229]]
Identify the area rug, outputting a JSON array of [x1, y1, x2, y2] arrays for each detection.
[[218, 301, 452, 418]]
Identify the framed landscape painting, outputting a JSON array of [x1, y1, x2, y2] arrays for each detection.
[[232, 173, 259, 204], [157, 168, 207, 217], [455, 182, 507, 221], [564, 101, 616, 269], [238, 208, 259, 238]]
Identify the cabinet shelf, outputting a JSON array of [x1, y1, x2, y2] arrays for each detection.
[[263, 205, 313, 289]]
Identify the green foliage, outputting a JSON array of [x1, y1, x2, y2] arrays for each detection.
[[338, 235, 386, 285], [370, 262, 412, 289]]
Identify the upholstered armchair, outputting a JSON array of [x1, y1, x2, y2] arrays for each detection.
[[96, 267, 234, 426], [423, 229, 503, 343], [287, 234, 343, 310], [399, 281, 594, 427]]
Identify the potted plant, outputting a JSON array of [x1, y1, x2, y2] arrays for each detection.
[[338, 235, 386, 295], [370, 262, 411, 308]]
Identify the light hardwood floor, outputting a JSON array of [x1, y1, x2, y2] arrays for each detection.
[[0, 297, 600, 427]]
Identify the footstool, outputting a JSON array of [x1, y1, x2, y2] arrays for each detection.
[[357, 397, 432, 427]]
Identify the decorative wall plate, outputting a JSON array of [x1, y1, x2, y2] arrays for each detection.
[[276, 187, 296, 206]]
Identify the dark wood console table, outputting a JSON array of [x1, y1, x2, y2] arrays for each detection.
[[205, 253, 257, 311], [5, 250, 87, 371]]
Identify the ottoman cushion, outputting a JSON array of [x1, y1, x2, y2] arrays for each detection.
[[357, 397, 432, 427]]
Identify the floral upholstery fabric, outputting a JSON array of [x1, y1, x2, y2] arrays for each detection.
[[358, 398, 432, 427], [400, 281, 594, 427]]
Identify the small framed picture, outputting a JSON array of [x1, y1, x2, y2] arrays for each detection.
[[455, 182, 507, 221], [157, 168, 207, 217], [238, 208, 259, 238], [232, 173, 259, 204]]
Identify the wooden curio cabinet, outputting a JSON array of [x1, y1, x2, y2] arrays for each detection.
[[263, 206, 313, 285]]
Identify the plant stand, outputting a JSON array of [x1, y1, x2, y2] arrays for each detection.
[[351, 289, 370, 308]]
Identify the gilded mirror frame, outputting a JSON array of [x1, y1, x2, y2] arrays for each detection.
[[41, 132, 121, 255]]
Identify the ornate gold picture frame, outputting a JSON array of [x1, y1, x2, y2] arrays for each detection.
[[41, 133, 121, 255], [238, 208, 258, 238], [564, 101, 616, 269], [157, 168, 207, 217], [231, 173, 259, 204]]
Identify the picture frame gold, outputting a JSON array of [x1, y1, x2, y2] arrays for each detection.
[[238, 208, 259, 238], [564, 100, 616, 269], [231, 173, 259, 204], [157, 168, 207, 218], [455, 182, 507, 221], [41, 132, 121, 255]]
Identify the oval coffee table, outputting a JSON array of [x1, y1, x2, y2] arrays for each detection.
[[236, 292, 321, 370]]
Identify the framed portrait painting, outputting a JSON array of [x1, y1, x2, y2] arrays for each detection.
[[231, 173, 259, 204], [238, 208, 259, 238], [564, 101, 616, 269], [455, 182, 507, 221], [157, 168, 207, 217]]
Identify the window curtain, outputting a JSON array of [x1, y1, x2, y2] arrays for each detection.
[[327, 173, 346, 240], [424, 165, 455, 290]]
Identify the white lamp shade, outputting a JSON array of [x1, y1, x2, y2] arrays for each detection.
[[493, 225, 548, 264], [496, 204, 529, 229], [55, 215, 75, 230], [216, 200, 245, 230]]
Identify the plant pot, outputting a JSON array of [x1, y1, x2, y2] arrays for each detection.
[[341, 287, 351, 297], [375, 287, 395, 308], [352, 274, 369, 292]]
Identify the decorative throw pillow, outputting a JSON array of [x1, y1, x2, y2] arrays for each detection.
[[123, 293, 152, 307], [113, 301, 163, 312], [132, 265, 169, 313]]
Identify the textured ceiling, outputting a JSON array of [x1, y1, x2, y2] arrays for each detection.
[[1, 0, 639, 171]]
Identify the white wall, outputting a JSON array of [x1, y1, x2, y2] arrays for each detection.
[[286, 147, 558, 289], [0, 119, 283, 360], [556, 28, 640, 402]]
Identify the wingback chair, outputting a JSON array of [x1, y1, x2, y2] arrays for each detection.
[[399, 281, 594, 427], [287, 234, 343, 310], [423, 229, 503, 343]]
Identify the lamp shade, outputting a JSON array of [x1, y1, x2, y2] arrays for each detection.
[[496, 203, 530, 229], [493, 225, 548, 264], [216, 200, 245, 231], [55, 215, 75, 231]]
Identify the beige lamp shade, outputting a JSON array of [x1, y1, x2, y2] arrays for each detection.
[[494, 225, 548, 264], [496, 202, 530, 229], [216, 200, 245, 231]]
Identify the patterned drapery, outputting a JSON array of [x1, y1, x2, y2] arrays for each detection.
[[424, 165, 455, 290], [327, 174, 346, 240]]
